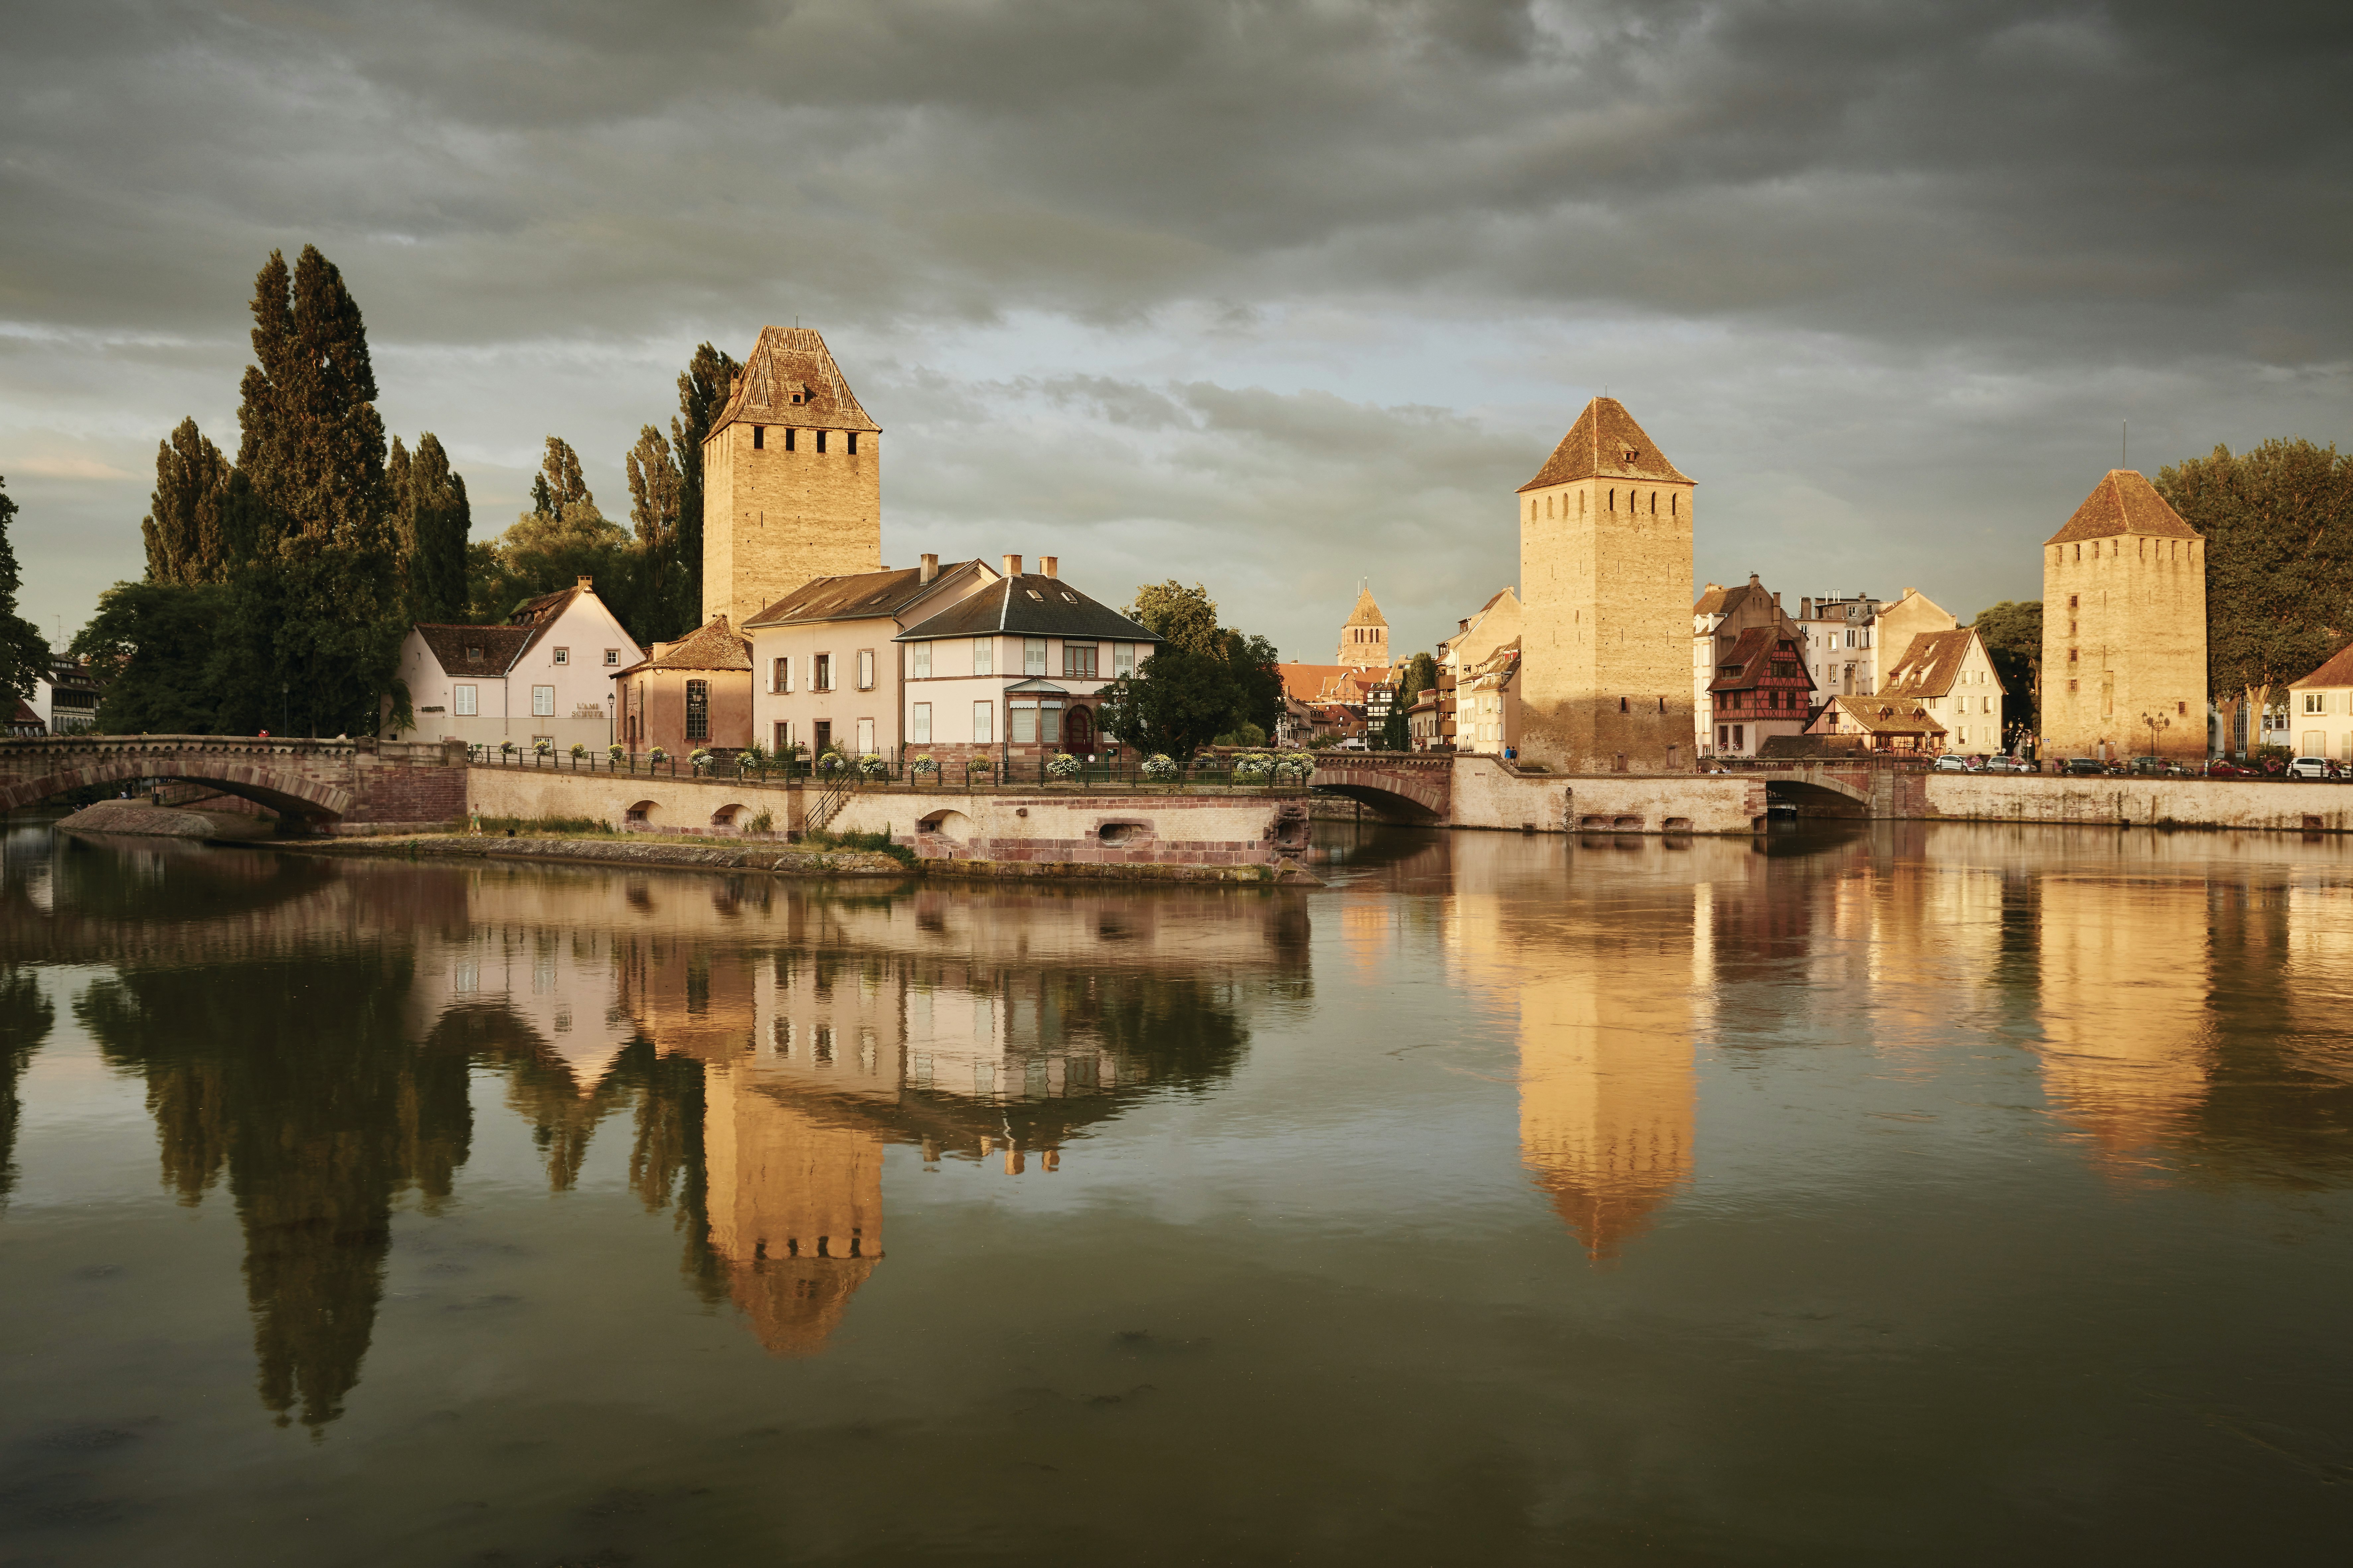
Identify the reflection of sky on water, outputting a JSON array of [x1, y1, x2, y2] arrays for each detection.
[[4, 821, 2352, 1560]]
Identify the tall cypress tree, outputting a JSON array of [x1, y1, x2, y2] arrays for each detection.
[[142, 418, 234, 586], [540, 436, 592, 512], [390, 433, 470, 625], [670, 343, 738, 629], [625, 424, 684, 640], [0, 475, 53, 705], [221, 246, 402, 736]]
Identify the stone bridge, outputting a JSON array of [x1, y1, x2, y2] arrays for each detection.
[[1308, 753, 1454, 821], [0, 736, 469, 831]]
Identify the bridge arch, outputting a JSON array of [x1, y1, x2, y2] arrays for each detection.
[[1310, 758, 1451, 823], [1762, 766, 1870, 819], [0, 757, 353, 822]]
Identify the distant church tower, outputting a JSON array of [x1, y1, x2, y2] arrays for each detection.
[[2040, 470, 2206, 763], [1515, 398, 1696, 771], [1335, 583, 1389, 670], [701, 327, 883, 630]]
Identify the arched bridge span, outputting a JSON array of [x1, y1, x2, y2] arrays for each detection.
[[0, 736, 467, 829], [1310, 754, 1452, 822]]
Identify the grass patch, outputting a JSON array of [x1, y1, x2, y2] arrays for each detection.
[[472, 814, 621, 838], [800, 827, 918, 869]]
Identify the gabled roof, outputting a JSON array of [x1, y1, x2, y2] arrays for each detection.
[[498, 577, 636, 666], [1692, 583, 1730, 616], [417, 624, 534, 676], [744, 560, 988, 629], [1343, 586, 1387, 628], [710, 326, 881, 438], [1826, 695, 1946, 736], [1709, 627, 1814, 694], [2291, 639, 2353, 689], [893, 574, 1160, 644], [1697, 576, 1778, 623], [1520, 397, 1692, 493], [2046, 469, 2200, 545], [1276, 663, 1373, 704], [1883, 629, 2001, 699], [615, 615, 750, 676]]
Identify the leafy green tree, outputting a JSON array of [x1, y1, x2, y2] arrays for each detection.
[[389, 433, 470, 625], [218, 245, 403, 736], [1396, 650, 1437, 704], [626, 424, 688, 640], [671, 344, 739, 629], [1970, 600, 2041, 734], [70, 581, 230, 733], [1380, 696, 1410, 750], [141, 418, 234, 586], [1219, 628, 1284, 736], [538, 436, 592, 513], [1128, 581, 1223, 657], [470, 503, 633, 622], [0, 476, 52, 705], [1098, 646, 1244, 758], [2159, 439, 2353, 730]]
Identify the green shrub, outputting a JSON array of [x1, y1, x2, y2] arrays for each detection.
[[801, 826, 917, 869]]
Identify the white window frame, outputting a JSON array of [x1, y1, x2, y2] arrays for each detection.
[[1114, 643, 1135, 677], [552, 648, 569, 665], [973, 701, 994, 744], [2306, 692, 2326, 715], [972, 637, 993, 676], [604, 648, 620, 666], [910, 643, 931, 678], [910, 702, 932, 743], [532, 684, 555, 718], [857, 649, 876, 690], [453, 684, 478, 717], [1023, 638, 1048, 676], [855, 717, 876, 754]]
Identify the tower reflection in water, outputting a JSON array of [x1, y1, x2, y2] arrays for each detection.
[[436, 872, 1298, 1359]]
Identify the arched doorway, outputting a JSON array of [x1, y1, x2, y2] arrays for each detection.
[[1063, 704, 1095, 755]]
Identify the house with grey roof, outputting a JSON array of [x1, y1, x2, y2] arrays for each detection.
[[890, 555, 1161, 764]]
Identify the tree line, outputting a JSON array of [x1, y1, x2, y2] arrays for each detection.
[[62, 245, 741, 736]]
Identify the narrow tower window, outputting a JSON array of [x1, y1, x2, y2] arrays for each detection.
[[785, 427, 796, 452], [816, 431, 828, 453], [848, 432, 859, 455], [752, 426, 764, 450]]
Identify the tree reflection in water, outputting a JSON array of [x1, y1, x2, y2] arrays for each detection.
[[0, 963, 52, 1211], [75, 955, 470, 1431]]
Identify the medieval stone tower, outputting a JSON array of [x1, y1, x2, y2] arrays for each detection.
[[1335, 583, 1389, 669], [2040, 470, 2206, 762], [1515, 397, 1696, 771], [701, 327, 883, 630]]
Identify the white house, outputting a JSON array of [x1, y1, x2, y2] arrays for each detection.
[[1879, 627, 2008, 755], [890, 555, 1161, 765], [2286, 644, 2353, 763], [744, 554, 998, 760], [383, 577, 642, 752]]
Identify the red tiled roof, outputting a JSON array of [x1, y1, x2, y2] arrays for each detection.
[[2045, 469, 2200, 545], [2291, 639, 2353, 688], [1882, 629, 2003, 699], [1708, 627, 1813, 694], [616, 615, 750, 675], [1520, 397, 1692, 492]]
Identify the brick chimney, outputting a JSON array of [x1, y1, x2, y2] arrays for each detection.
[[918, 553, 938, 584], [1040, 555, 1059, 578], [1001, 554, 1023, 578], [576, 576, 594, 590]]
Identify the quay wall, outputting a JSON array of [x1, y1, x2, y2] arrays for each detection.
[[1446, 756, 1764, 834], [1920, 774, 2353, 831], [463, 766, 1304, 866]]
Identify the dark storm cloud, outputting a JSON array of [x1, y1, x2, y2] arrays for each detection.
[[2, 0, 2349, 649]]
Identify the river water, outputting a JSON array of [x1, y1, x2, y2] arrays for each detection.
[[1, 820, 2348, 1563]]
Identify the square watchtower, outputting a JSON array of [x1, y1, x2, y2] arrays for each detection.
[[2040, 470, 2206, 762]]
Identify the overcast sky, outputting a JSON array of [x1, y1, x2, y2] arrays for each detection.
[[3, 0, 2347, 660]]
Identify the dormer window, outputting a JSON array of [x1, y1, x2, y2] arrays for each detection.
[[465, 646, 482, 662], [552, 647, 569, 665], [1027, 588, 1044, 601]]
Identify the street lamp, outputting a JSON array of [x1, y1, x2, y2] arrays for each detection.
[[2141, 709, 2171, 763]]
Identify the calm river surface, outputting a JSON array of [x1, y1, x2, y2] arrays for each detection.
[[2, 820, 2350, 1564]]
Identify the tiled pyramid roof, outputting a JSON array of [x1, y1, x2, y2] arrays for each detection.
[[1520, 397, 1693, 493], [617, 615, 750, 675], [1343, 586, 1387, 628], [712, 326, 880, 437], [2045, 469, 2199, 546]]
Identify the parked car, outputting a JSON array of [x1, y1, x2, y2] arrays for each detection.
[[2286, 756, 2331, 780], [1932, 754, 1970, 773], [2206, 759, 2258, 778], [2062, 756, 2109, 777], [1984, 755, 2030, 773], [1335, 736, 1369, 752]]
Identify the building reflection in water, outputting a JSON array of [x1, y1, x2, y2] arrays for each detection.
[[2033, 871, 2214, 1164]]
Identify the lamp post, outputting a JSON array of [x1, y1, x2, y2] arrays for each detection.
[[2142, 709, 2171, 764]]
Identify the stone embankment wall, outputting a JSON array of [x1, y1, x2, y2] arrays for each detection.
[[1922, 774, 2353, 831], [286, 835, 908, 876], [1445, 755, 1764, 834], [463, 766, 1308, 867]]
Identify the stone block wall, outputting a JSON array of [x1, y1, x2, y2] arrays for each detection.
[[703, 421, 882, 630], [2042, 531, 2206, 761], [1518, 477, 1696, 771]]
